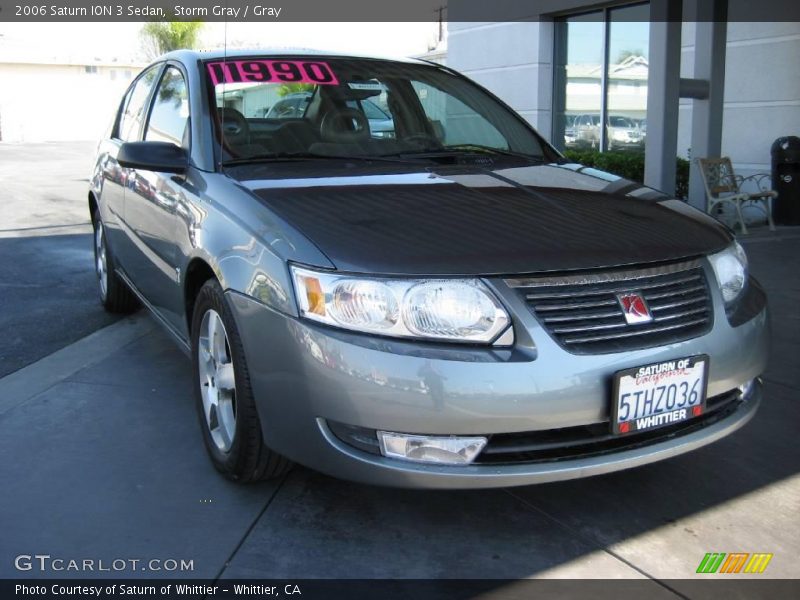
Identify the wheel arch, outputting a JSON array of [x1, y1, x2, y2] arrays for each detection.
[[184, 256, 219, 334], [88, 191, 99, 223]]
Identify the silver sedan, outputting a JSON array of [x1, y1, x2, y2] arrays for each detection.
[[88, 50, 768, 488]]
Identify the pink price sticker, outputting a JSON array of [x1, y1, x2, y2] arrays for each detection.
[[206, 60, 339, 86]]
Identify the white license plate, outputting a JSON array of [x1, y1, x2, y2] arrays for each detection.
[[612, 356, 708, 435]]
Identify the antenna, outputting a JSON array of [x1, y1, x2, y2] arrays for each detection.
[[223, 1, 228, 73], [219, 1, 228, 172], [436, 5, 445, 44]]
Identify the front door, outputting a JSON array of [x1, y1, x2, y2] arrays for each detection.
[[102, 65, 161, 261], [123, 65, 191, 332]]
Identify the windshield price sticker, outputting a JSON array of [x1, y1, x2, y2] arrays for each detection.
[[207, 60, 339, 87]]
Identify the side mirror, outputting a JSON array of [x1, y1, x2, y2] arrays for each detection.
[[117, 141, 187, 173]]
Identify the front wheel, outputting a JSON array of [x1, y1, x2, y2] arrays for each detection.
[[191, 279, 291, 482], [92, 211, 139, 313]]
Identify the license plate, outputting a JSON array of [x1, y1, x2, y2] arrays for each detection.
[[611, 355, 708, 435]]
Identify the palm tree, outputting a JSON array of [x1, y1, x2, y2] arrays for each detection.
[[277, 83, 315, 97], [140, 22, 203, 59]]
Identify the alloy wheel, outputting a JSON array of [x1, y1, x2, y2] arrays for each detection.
[[198, 309, 237, 452], [94, 221, 108, 299]]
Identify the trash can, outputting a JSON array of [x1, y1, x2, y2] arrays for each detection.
[[772, 136, 800, 225]]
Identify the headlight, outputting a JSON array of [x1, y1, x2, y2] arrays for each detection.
[[291, 266, 511, 344], [708, 241, 748, 305]]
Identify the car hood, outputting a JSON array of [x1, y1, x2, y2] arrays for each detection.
[[231, 161, 732, 276]]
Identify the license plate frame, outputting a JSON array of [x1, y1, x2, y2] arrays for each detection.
[[611, 355, 709, 435]]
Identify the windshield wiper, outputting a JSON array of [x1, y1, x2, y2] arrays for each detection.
[[222, 152, 432, 167], [399, 144, 547, 162]]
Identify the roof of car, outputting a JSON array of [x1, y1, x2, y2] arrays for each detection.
[[158, 48, 432, 66]]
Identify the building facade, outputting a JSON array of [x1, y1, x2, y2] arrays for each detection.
[[448, 1, 800, 209], [0, 38, 144, 143]]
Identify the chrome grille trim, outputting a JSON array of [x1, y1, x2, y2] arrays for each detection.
[[647, 284, 705, 300], [522, 274, 703, 299], [649, 296, 706, 310], [506, 259, 702, 289], [535, 299, 618, 311], [508, 260, 713, 354], [542, 309, 620, 322], [652, 307, 707, 321], [562, 318, 709, 345]]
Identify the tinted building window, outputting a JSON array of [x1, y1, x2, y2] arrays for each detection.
[[606, 4, 649, 153], [554, 3, 649, 155]]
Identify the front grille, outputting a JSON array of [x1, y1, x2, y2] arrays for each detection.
[[507, 259, 713, 354], [474, 389, 742, 465]]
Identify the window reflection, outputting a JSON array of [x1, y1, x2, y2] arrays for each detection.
[[555, 3, 649, 155], [557, 15, 604, 151], [606, 3, 649, 153]]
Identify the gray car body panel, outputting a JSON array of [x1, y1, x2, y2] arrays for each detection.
[[226, 283, 767, 488], [89, 49, 769, 488], [231, 163, 731, 275]]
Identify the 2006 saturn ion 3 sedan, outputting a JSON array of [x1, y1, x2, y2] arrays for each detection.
[[89, 50, 769, 488]]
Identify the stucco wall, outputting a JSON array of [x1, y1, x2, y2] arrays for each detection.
[[448, 21, 555, 139], [0, 63, 140, 142], [678, 21, 800, 181], [449, 16, 799, 188]]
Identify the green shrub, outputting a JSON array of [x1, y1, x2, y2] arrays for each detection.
[[675, 157, 690, 200], [562, 150, 690, 200]]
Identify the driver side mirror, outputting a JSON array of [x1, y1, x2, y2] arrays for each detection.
[[118, 141, 188, 174]]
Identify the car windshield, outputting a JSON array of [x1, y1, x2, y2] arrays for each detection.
[[609, 116, 632, 127], [205, 56, 547, 164]]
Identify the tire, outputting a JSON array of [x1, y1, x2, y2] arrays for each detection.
[[92, 211, 139, 313], [191, 279, 292, 482]]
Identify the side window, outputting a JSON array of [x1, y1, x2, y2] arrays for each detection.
[[362, 99, 388, 120], [118, 65, 160, 142], [115, 85, 136, 138], [145, 66, 190, 148], [267, 94, 311, 119]]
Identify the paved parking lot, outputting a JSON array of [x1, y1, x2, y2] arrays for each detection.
[[1, 143, 798, 593], [0, 142, 118, 377]]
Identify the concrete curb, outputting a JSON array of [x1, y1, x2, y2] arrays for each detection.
[[0, 312, 155, 416]]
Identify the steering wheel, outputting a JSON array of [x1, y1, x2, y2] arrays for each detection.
[[217, 108, 250, 146], [320, 108, 370, 144]]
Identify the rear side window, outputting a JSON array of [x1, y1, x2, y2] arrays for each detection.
[[362, 99, 389, 120], [145, 66, 190, 148], [118, 65, 160, 142], [266, 94, 312, 119]]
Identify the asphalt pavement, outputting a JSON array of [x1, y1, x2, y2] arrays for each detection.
[[0, 142, 798, 594], [0, 142, 118, 377]]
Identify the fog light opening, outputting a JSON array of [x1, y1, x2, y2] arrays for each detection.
[[378, 432, 487, 465], [737, 378, 756, 400]]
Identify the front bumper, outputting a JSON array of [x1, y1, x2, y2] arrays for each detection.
[[226, 268, 769, 489]]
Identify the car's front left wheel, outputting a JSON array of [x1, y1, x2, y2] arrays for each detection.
[[92, 211, 139, 313], [191, 279, 292, 482]]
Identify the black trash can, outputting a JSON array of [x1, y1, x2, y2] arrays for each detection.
[[772, 136, 800, 225]]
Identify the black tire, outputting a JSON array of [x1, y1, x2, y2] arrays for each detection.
[[191, 279, 292, 482], [92, 211, 139, 313]]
